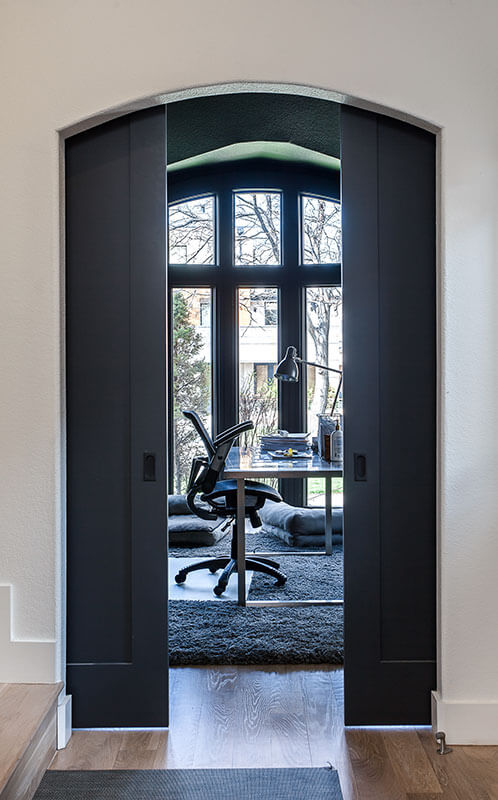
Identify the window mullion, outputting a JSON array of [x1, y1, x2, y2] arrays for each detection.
[[279, 187, 305, 506], [215, 188, 238, 434], [279, 187, 303, 434]]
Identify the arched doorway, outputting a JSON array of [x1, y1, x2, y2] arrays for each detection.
[[65, 90, 436, 727]]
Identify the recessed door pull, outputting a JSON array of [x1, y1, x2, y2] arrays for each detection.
[[143, 452, 156, 482], [353, 452, 367, 481]]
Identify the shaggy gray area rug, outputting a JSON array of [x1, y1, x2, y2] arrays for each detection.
[[169, 531, 344, 666]]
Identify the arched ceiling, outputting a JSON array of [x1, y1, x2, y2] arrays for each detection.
[[168, 141, 340, 173], [167, 92, 341, 167]]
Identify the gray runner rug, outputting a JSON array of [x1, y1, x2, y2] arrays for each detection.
[[35, 768, 343, 799]]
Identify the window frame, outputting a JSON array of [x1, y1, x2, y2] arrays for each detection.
[[233, 188, 283, 267], [167, 192, 218, 267], [167, 159, 341, 502], [300, 192, 342, 267]]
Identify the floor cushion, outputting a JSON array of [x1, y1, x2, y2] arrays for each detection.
[[259, 501, 343, 548], [168, 494, 228, 547]]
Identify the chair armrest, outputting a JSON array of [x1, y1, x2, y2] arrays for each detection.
[[186, 487, 218, 520], [214, 420, 254, 446]]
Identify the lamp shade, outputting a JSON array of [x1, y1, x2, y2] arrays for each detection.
[[274, 346, 299, 382]]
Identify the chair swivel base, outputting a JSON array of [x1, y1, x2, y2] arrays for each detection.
[[175, 555, 287, 597]]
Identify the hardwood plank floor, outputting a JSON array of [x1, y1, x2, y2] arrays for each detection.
[[50, 666, 498, 799]]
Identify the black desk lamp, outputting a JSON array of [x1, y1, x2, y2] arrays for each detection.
[[274, 345, 343, 417]]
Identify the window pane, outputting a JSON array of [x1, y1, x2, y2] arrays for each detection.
[[238, 288, 279, 445], [306, 287, 343, 506], [168, 196, 215, 265], [307, 476, 344, 508], [302, 195, 342, 264], [171, 288, 212, 493], [306, 286, 343, 435], [234, 192, 281, 265]]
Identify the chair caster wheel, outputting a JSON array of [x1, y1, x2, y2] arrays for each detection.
[[213, 584, 226, 596], [175, 572, 186, 584], [209, 567, 219, 574], [276, 576, 287, 586]]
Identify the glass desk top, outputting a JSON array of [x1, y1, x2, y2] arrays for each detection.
[[223, 446, 342, 479]]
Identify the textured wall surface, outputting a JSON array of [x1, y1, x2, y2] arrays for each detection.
[[1, 0, 498, 741]]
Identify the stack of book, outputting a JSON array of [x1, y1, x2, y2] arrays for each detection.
[[260, 432, 310, 452]]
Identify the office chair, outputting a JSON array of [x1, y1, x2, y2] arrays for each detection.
[[174, 410, 287, 596]]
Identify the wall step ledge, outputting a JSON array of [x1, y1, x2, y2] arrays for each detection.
[[0, 586, 55, 683], [0, 682, 62, 800]]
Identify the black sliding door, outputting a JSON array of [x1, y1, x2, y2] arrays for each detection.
[[66, 107, 168, 727], [341, 108, 436, 724]]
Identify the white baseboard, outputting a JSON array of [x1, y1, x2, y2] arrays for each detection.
[[0, 585, 56, 682], [57, 693, 72, 749], [432, 690, 498, 744]]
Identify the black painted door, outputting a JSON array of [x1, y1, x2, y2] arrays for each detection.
[[341, 108, 436, 724], [66, 107, 168, 727]]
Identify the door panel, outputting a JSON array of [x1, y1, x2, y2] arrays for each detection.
[[342, 107, 436, 724], [66, 107, 168, 727]]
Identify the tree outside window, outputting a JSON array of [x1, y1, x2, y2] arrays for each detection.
[[172, 288, 211, 493]]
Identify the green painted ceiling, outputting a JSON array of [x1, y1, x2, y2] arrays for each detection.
[[167, 93, 341, 168], [168, 141, 341, 173]]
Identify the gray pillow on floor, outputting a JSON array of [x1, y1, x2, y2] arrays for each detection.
[[259, 501, 343, 535], [262, 522, 342, 548], [168, 495, 227, 547], [168, 515, 228, 547], [168, 494, 210, 515]]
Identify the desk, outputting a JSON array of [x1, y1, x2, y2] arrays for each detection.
[[223, 447, 343, 607]]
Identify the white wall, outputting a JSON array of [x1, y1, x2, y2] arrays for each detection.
[[1, 0, 498, 742]]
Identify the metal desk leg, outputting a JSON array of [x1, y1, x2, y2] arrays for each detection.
[[325, 475, 333, 555], [236, 477, 246, 606]]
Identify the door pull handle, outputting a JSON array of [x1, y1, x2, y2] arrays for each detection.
[[353, 453, 367, 481], [143, 452, 156, 482]]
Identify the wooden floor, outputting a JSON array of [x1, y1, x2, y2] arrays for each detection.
[[51, 666, 498, 799]]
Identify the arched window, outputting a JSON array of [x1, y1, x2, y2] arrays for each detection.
[[168, 159, 342, 504]]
